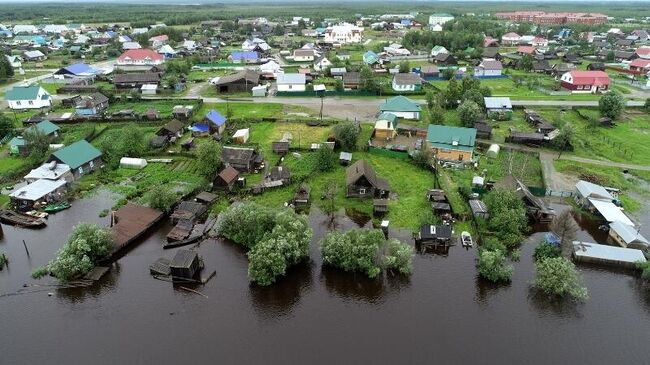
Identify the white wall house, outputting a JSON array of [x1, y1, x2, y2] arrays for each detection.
[[277, 74, 306, 92], [429, 13, 454, 28], [324, 23, 363, 44], [293, 49, 315, 62], [313, 57, 332, 72], [5, 85, 52, 110]]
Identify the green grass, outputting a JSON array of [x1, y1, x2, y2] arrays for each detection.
[[108, 100, 201, 119], [194, 102, 286, 121], [0, 193, 9, 208], [537, 109, 650, 165]]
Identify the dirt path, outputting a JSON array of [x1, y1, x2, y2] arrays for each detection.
[[539, 152, 578, 192]]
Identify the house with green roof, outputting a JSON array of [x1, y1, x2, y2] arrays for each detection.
[[379, 96, 421, 120], [363, 51, 379, 66], [9, 136, 27, 156], [374, 112, 399, 139], [49, 140, 102, 179], [27, 120, 60, 138], [426, 124, 477, 163], [5, 84, 52, 110]]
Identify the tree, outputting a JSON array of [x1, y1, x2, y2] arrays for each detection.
[[550, 208, 578, 253], [32, 224, 114, 282], [457, 100, 483, 127], [412, 144, 434, 169], [273, 26, 284, 36], [441, 67, 455, 81], [314, 146, 335, 172], [320, 229, 413, 278], [461, 88, 484, 107], [606, 50, 615, 62], [120, 124, 146, 157], [599, 91, 625, 120], [0, 53, 14, 82], [195, 140, 223, 179], [484, 188, 528, 248], [645, 98, 650, 111], [398, 60, 410, 73], [519, 54, 533, 72], [145, 185, 178, 213], [428, 102, 445, 125], [359, 66, 379, 92], [22, 128, 50, 164], [333, 122, 360, 151], [552, 123, 575, 158], [444, 78, 461, 109], [425, 90, 436, 110], [461, 75, 480, 94], [334, 79, 344, 92], [477, 249, 513, 283], [0, 113, 13, 138], [534, 257, 588, 300]]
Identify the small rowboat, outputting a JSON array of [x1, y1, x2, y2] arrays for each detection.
[[461, 231, 473, 248], [44, 202, 71, 213], [0, 210, 47, 228]]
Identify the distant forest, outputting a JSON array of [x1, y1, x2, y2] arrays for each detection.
[[0, 1, 649, 25]]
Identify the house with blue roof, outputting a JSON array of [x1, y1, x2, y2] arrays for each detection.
[[189, 123, 210, 137], [204, 110, 227, 135], [54, 63, 98, 78], [228, 51, 259, 64]]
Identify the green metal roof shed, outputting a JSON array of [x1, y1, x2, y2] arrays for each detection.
[[51, 140, 102, 169], [29, 120, 59, 136]]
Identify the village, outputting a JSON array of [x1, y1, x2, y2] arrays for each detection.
[[1, 2, 650, 363]]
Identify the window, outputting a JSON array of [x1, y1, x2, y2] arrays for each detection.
[[16, 101, 21, 105], [78, 167, 84, 175], [28, 101, 33, 105], [359, 188, 366, 195]]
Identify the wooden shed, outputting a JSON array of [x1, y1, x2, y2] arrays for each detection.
[[169, 249, 202, 280]]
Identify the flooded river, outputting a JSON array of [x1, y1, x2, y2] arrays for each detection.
[[1, 194, 650, 364]]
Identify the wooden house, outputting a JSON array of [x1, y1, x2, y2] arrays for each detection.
[[213, 166, 239, 191], [272, 141, 290, 154], [293, 184, 311, 207], [373, 199, 389, 214], [49, 140, 102, 180], [415, 224, 452, 247], [425, 124, 477, 162], [495, 175, 554, 223], [374, 113, 398, 140], [345, 160, 390, 199], [267, 166, 291, 184], [222, 146, 261, 172]]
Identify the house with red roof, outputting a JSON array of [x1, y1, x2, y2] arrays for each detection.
[[483, 36, 499, 48], [516, 46, 536, 55], [116, 49, 165, 66], [560, 71, 610, 93], [629, 59, 650, 74], [532, 37, 548, 47], [635, 46, 650, 60], [149, 34, 168, 48]]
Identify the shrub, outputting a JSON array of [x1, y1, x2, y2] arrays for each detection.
[[145, 185, 178, 213], [534, 257, 588, 300], [533, 241, 561, 262], [477, 249, 513, 283], [637, 261, 650, 281], [320, 229, 413, 278], [32, 224, 114, 282], [314, 146, 335, 172], [598, 91, 625, 120], [457, 100, 483, 127], [332, 122, 360, 151], [195, 140, 223, 179], [484, 188, 528, 248]]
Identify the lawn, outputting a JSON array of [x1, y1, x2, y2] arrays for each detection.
[[247, 121, 331, 163], [252, 150, 436, 230], [194, 102, 286, 121], [536, 108, 650, 165]]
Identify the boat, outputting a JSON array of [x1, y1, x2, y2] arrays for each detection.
[[44, 202, 71, 213], [460, 231, 473, 248], [0, 210, 47, 228], [26, 210, 48, 218]]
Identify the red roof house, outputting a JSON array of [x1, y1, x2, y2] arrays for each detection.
[[117, 49, 165, 66], [630, 59, 650, 73], [484, 36, 499, 48], [560, 71, 610, 93], [517, 46, 536, 55], [635, 46, 650, 60]]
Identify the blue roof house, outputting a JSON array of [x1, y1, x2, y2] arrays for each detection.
[[204, 110, 227, 135], [229, 51, 259, 64], [189, 123, 210, 137], [54, 63, 98, 78]]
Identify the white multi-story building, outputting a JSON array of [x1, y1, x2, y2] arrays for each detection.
[[324, 23, 363, 44]]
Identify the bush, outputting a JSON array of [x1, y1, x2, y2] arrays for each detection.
[[217, 203, 312, 285], [32, 224, 114, 282], [457, 100, 483, 127], [320, 229, 413, 278], [533, 241, 561, 262], [598, 91, 625, 120], [534, 257, 588, 300], [332, 122, 360, 151], [145, 185, 178, 213], [484, 188, 528, 248], [477, 249, 513, 283], [195, 140, 223, 179], [314, 146, 335, 172], [637, 261, 650, 281]]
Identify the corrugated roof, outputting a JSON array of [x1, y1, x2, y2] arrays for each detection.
[[205, 110, 226, 126], [277, 73, 306, 85], [426, 124, 477, 152], [573, 241, 646, 265], [379, 96, 421, 113], [576, 180, 613, 201], [588, 198, 634, 226], [10, 179, 66, 201], [484, 97, 512, 109], [610, 221, 649, 246], [25, 163, 71, 181], [5, 85, 43, 101], [51, 140, 102, 169]]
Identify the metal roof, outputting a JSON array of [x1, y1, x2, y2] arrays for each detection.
[[51, 140, 102, 169], [609, 221, 649, 246], [576, 180, 613, 201], [10, 179, 66, 201], [24, 163, 70, 181], [484, 97, 512, 109], [573, 241, 646, 266], [277, 73, 306, 85], [588, 198, 634, 226]]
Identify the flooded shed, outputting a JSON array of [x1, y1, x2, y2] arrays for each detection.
[[170, 249, 202, 280], [573, 241, 646, 269]]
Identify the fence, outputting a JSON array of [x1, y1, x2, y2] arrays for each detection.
[[367, 146, 410, 160], [275, 90, 378, 97]]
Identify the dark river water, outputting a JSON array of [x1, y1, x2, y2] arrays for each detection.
[[1, 192, 650, 365]]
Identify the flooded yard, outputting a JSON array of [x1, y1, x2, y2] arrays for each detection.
[[1, 196, 650, 364]]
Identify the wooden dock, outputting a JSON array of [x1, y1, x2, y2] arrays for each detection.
[[111, 203, 164, 255]]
